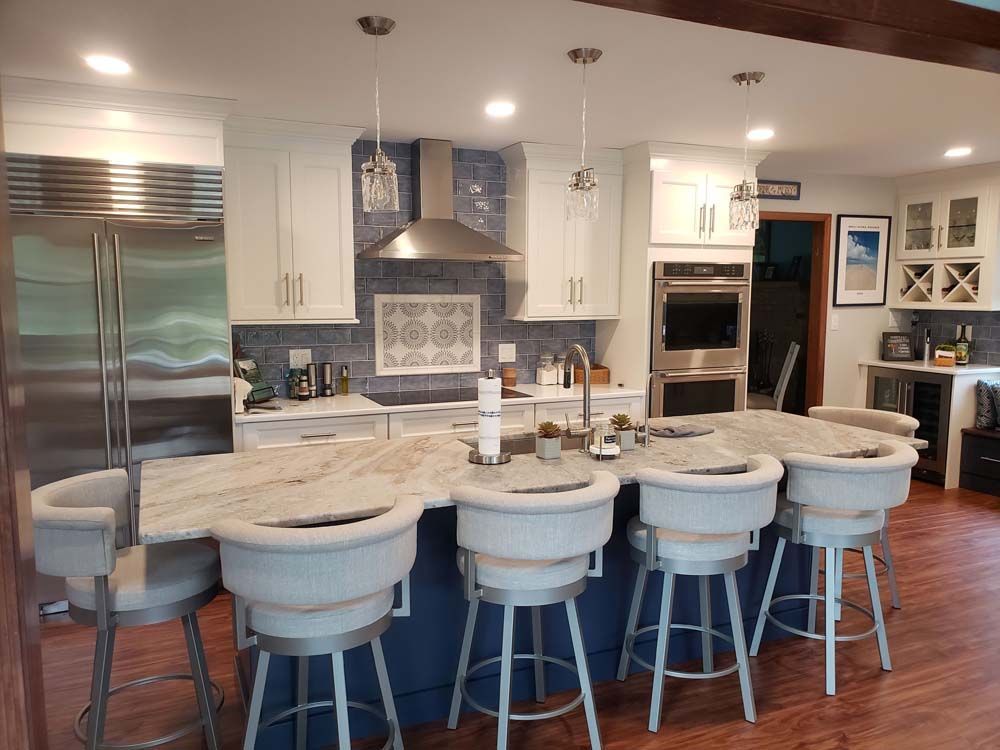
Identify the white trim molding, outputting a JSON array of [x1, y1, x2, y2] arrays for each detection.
[[624, 141, 769, 169], [224, 116, 364, 152]]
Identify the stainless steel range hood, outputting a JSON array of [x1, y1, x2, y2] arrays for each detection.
[[358, 139, 522, 262]]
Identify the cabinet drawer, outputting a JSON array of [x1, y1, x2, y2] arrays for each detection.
[[960, 433, 1000, 481], [239, 414, 388, 450], [534, 397, 642, 427], [388, 404, 535, 439]]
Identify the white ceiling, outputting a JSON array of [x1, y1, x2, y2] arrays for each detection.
[[2, 0, 999, 177]]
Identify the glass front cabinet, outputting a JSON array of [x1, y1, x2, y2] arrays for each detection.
[[897, 186, 989, 261]]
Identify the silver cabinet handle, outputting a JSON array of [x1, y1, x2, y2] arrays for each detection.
[[568, 277, 575, 305], [699, 205, 706, 237], [298, 273, 304, 306], [283, 273, 290, 306], [452, 421, 478, 429], [92, 233, 112, 470], [300, 432, 338, 439], [709, 204, 716, 237], [578, 276, 583, 305], [937, 225, 943, 249], [113, 234, 136, 544], [981, 456, 1000, 464]]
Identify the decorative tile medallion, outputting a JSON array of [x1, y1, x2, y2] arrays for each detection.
[[374, 294, 481, 375]]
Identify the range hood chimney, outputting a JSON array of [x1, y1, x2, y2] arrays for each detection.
[[358, 139, 522, 261]]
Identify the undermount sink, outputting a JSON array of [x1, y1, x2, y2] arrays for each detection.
[[459, 431, 589, 455]]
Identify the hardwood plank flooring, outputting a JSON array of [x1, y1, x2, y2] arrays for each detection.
[[39, 481, 1000, 749]]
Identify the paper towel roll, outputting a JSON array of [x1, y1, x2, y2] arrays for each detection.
[[478, 376, 502, 456]]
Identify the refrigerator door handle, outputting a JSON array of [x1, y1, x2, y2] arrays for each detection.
[[113, 233, 137, 543], [93, 233, 112, 470]]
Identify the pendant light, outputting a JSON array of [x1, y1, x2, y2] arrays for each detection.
[[729, 71, 765, 232], [357, 15, 399, 212], [566, 47, 602, 222]]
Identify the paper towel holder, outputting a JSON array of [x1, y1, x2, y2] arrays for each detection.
[[468, 369, 511, 464]]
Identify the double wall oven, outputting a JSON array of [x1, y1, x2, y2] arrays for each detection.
[[650, 262, 750, 417]]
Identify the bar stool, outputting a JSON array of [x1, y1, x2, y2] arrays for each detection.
[[616, 455, 783, 732], [212, 494, 423, 750], [32, 469, 222, 750], [447, 471, 620, 750], [807, 406, 918, 614], [749, 440, 918, 695]]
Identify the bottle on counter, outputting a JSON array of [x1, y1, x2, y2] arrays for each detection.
[[297, 374, 311, 401], [340, 365, 350, 395], [286, 367, 302, 398], [956, 325, 970, 365]]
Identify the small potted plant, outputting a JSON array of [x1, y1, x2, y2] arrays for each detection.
[[935, 343, 957, 367], [611, 413, 636, 451], [536, 421, 562, 460]]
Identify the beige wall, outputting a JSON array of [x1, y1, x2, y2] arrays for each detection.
[[758, 172, 898, 407]]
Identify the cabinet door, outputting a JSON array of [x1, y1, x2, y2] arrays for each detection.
[[867, 370, 906, 413], [896, 192, 938, 260], [224, 146, 294, 321], [939, 186, 988, 258], [289, 151, 357, 321], [534, 397, 641, 428], [705, 166, 756, 247], [574, 171, 622, 317], [649, 168, 707, 245], [239, 414, 388, 450], [388, 404, 535, 438], [526, 169, 576, 318]]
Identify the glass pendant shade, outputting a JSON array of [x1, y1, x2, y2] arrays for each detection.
[[361, 148, 399, 212], [729, 179, 759, 231], [566, 167, 599, 221]]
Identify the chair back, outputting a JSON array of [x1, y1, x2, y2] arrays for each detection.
[[784, 440, 918, 511], [31, 469, 130, 578], [808, 406, 918, 437], [450, 471, 619, 561], [211, 495, 423, 607], [774, 342, 801, 413], [636, 455, 783, 535]]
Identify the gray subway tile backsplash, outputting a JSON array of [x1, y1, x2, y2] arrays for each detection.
[[232, 140, 596, 398]]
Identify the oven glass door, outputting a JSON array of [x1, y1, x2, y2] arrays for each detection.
[[652, 371, 746, 417], [652, 281, 749, 370]]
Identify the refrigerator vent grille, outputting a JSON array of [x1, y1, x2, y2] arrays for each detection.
[[6, 154, 223, 220]]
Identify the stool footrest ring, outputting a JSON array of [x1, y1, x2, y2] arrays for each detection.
[[765, 594, 880, 642], [626, 623, 739, 680], [461, 653, 585, 722], [74, 673, 224, 750], [263, 700, 396, 750]]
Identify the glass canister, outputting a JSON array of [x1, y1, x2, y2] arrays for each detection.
[[536, 352, 558, 385]]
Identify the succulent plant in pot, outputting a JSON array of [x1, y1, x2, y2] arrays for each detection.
[[536, 420, 562, 460], [611, 413, 636, 451]]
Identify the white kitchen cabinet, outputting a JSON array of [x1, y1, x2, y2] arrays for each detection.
[[500, 143, 623, 321], [705, 165, 757, 247], [896, 192, 939, 260], [897, 186, 990, 261], [224, 118, 363, 324], [534, 397, 643, 428], [388, 404, 535, 439], [237, 414, 388, 450], [650, 162, 757, 248]]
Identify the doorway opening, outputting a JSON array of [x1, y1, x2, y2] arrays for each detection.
[[749, 212, 831, 414]]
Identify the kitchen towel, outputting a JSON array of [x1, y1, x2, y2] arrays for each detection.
[[478, 376, 502, 456]]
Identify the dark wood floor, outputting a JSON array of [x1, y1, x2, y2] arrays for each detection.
[[39, 480, 1000, 749]]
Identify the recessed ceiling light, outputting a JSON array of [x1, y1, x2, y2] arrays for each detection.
[[747, 127, 775, 141], [485, 101, 516, 118], [944, 146, 972, 158], [84, 55, 131, 75]]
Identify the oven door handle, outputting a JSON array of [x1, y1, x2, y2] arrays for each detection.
[[662, 280, 750, 287], [654, 369, 743, 378]]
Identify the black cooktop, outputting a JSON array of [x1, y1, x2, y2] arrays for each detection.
[[365, 387, 530, 407]]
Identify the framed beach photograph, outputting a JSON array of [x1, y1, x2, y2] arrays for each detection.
[[833, 214, 892, 306]]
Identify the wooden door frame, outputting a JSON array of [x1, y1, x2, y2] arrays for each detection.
[[759, 210, 832, 409]]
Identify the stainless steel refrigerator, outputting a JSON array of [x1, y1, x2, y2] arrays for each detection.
[[8, 155, 233, 604]]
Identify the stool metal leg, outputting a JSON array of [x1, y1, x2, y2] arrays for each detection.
[[566, 598, 603, 750], [372, 637, 404, 750], [244, 650, 270, 750], [181, 612, 221, 750], [648, 572, 675, 733], [698, 576, 714, 674], [723, 571, 756, 723], [881, 514, 901, 609], [447, 596, 480, 730], [834, 548, 844, 621], [530, 606, 546, 703], [86, 625, 116, 750], [497, 605, 516, 750], [616, 564, 647, 681], [807, 546, 820, 634], [750, 537, 786, 656], [864, 546, 892, 671], [332, 651, 352, 750], [295, 656, 309, 750], [824, 546, 837, 696]]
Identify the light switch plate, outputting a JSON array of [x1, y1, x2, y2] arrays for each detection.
[[830, 314, 839, 332], [498, 343, 517, 362], [289, 348, 313, 367]]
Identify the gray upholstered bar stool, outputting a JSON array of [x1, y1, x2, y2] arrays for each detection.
[[212, 494, 423, 750], [616, 455, 784, 732], [807, 406, 918, 614], [447, 471, 620, 750], [32, 469, 223, 750], [749, 440, 919, 696]]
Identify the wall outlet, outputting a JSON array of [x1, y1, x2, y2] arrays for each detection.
[[289, 348, 313, 368], [498, 343, 517, 362]]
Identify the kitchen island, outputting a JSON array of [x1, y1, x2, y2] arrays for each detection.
[[138, 411, 926, 747]]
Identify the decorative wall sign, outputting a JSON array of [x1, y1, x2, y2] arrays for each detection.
[[374, 294, 481, 375], [758, 179, 801, 200], [833, 214, 892, 306], [881, 331, 915, 361]]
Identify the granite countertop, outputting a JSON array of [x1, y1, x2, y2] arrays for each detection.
[[140, 410, 927, 543], [859, 359, 1000, 376], [236, 383, 646, 423]]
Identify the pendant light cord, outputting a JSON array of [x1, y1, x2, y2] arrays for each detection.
[[374, 31, 382, 152], [742, 76, 751, 183], [580, 62, 588, 170]]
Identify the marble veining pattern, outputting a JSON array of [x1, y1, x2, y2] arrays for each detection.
[[139, 410, 927, 543]]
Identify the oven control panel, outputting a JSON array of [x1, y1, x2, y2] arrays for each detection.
[[656, 262, 749, 280]]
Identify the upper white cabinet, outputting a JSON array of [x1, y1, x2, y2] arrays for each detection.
[[500, 143, 623, 320], [224, 117, 363, 324], [897, 185, 990, 261]]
